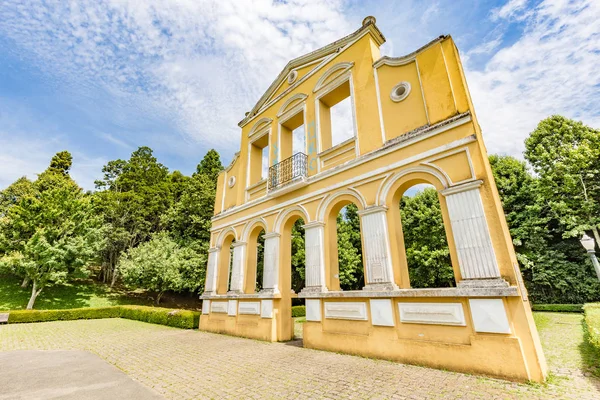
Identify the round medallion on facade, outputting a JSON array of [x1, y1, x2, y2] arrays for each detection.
[[228, 176, 236, 188], [287, 70, 298, 84], [390, 82, 411, 102]]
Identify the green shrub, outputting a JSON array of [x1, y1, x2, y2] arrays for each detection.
[[6, 305, 200, 329], [584, 303, 600, 350], [119, 305, 200, 329], [292, 305, 305, 318], [8, 307, 120, 323], [531, 304, 583, 313]]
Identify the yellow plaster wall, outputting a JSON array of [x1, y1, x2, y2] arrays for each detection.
[[416, 43, 457, 124], [376, 62, 428, 140]]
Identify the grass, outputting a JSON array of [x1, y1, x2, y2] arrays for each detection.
[[0, 274, 202, 311], [533, 311, 600, 377], [294, 316, 306, 339]]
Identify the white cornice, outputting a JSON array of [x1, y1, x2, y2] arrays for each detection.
[[373, 34, 449, 69]]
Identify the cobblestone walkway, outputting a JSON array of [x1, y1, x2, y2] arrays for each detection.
[[1, 317, 598, 399]]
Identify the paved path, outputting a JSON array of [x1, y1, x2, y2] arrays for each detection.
[[0, 350, 163, 400], [0, 317, 599, 399]]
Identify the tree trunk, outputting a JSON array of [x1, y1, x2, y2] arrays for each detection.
[[20, 276, 30, 288], [592, 227, 600, 251], [155, 291, 164, 305], [110, 268, 118, 288], [26, 282, 43, 310]]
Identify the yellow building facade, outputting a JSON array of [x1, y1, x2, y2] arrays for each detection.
[[200, 17, 547, 382]]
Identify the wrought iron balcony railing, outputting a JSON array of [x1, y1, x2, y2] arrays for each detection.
[[268, 152, 308, 191]]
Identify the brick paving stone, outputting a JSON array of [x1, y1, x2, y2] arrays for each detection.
[[0, 318, 598, 399]]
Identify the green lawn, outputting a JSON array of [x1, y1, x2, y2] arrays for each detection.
[[533, 311, 600, 377], [0, 275, 201, 311]]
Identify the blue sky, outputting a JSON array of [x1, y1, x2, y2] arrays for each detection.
[[0, 0, 598, 189]]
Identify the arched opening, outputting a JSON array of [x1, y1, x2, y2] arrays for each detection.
[[216, 234, 235, 294], [336, 204, 363, 290], [279, 211, 307, 340], [323, 195, 365, 291], [244, 224, 266, 293], [398, 183, 455, 288]]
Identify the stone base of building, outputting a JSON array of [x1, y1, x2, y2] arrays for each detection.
[[199, 297, 292, 342], [199, 291, 546, 383], [300, 294, 546, 383]]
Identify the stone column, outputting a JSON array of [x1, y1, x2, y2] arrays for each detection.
[[301, 221, 327, 293], [204, 247, 220, 295], [441, 181, 505, 287], [228, 241, 247, 293], [358, 206, 398, 291], [261, 233, 281, 294]]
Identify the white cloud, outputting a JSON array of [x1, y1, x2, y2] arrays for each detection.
[[491, 0, 529, 21], [466, 0, 600, 158], [0, 0, 351, 155], [97, 132, 132, 150]]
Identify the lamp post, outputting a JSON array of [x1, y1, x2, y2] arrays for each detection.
[[580, 233, 600, 281]]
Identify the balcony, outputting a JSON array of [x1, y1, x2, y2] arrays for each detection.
[[268, 152, 308, 192]]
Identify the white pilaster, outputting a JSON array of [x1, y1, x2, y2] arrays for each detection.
[[228, 241, 247, 293], [441, 181, 501, 282], [261, 233, 281, 294], [302, 221, 327, 292], [358, 206, 398, 291], [204, 247, 220, 295]]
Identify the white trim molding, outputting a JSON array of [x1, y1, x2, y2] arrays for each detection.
[[277, 93, 307, 117], [313, 62, 354, 93]]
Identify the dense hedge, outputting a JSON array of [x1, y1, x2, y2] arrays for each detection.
[[584, 303, 600, 351], [531, 304, 583, 313], [6, 305, 200, 329], [291, 305, 305, 317]]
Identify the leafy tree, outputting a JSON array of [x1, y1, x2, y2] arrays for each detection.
[[164, 150, 223, 246], [290, 219, 305, 293], [0, 153, 103, 309], [337, 210, 363, 290], [48, 150, 73, 175], [117, 233, 205, 304], [525, 116, 600, 243], [400, 188, 454, 288], [94, 147, 174, 284], [0, 176, 35, 218], [490, 154, 600, 303], [255, 230, 265, 291], [196, 149, 223, 183]]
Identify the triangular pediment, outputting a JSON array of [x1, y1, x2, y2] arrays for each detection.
[[239, 18, 385, 128]]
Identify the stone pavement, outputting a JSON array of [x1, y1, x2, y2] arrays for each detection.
[[0, 350, 163, 399], [0, 318, 599, 399]]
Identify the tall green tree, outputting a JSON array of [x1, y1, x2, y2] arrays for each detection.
[[490, 154, 600, 304], [196, 149, 223, 183], [0, 152, 103, 309], [94, 147, 174, 284], [525, 115, 600, 243]]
